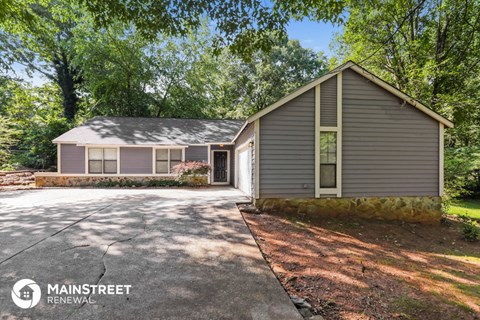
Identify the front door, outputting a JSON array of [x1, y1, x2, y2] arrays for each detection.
[[213, 151, 228, 183]]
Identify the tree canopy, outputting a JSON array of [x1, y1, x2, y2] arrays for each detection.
[[0, 0, 479, 198], [78, 0, 346, 57]]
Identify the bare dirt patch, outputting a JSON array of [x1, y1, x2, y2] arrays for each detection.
[[242, 211, 480, 320]]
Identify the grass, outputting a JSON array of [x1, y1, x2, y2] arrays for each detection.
[[448, 199, 480, 219], [393, 292, 427, 318]]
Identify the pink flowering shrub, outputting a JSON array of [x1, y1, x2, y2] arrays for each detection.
[[172, 161, 210, 185]]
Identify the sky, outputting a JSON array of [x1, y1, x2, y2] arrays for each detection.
[[286, 20, 342, 56], [10, 19, 342, 87]]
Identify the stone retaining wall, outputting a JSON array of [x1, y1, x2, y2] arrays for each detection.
[[256, 196, 442, 223], [35, 175, 180, 187], [0, 171, 36, 186]]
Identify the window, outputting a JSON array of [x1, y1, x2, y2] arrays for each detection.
[[89, 148, 117, 174], [319, 132, 336, 188], [155, 148, 183, 174]]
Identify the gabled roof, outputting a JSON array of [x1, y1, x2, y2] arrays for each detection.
[[53, 117, 245, 145], [244, 61, 454, 128]]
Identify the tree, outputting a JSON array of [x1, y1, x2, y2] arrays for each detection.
[[72, 22, 156, 117], [0, 81, 70, 168], [335, 0, 480, 197], [0, 116, 19, 168], [1, 0, 84, 121], [212, 37, 328, 118], [336, 0, 480, 146], [77, 0, 346, 57]]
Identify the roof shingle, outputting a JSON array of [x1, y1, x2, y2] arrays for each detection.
[[53, 117, 245, 145]]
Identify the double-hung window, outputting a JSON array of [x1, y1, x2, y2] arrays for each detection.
[[155, 148, 183, 174], [319, 132, 337, 188], [88, 148, 117, 174]]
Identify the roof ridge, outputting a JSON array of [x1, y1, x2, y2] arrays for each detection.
[[90, 116, 245, 121]]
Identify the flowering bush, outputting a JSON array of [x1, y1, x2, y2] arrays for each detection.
[[173, 161, 210, 186]]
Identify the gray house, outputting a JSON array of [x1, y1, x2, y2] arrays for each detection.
[[37, 61, 453, 221]]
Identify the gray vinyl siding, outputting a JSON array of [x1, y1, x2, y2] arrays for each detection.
[[185, 146, 208, 162], [259, 89, 315, 198], [234, 123, 255, 196], [320, 75, 337, 127], [235, 123, 254, 147], [342, 69, 439, 197], [120, 147, 152, 174], [60, 144, 85, 174]]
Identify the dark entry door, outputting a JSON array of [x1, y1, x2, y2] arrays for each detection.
[[213, 151, 228, 183]]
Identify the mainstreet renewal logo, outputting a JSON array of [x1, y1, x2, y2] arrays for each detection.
[[11, 279, 132, 308], [11, 279, 41, 309]]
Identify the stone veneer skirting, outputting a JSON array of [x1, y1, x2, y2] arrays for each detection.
[[35, 175, 179, 187], [256, 196, 442, 222]]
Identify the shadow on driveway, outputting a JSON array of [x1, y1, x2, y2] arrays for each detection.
[[0, 188, 301, 320]]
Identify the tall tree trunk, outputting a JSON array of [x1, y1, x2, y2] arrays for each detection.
[[431, 6, 450, 110], [53, 51, 79, 121]]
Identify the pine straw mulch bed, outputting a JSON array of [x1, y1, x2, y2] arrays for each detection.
[[242, 211, 480, 320]]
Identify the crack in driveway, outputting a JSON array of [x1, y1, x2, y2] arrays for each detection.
[[61, 244, 91, 252], [0, 204, 113, 266], [67, 212, 149, 318]]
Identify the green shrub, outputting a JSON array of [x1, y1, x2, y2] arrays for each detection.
[[444, 147, 480, 200], [145, 179, 184, 187], [94, 179, 184, 188], [459, 215, 480, 241]]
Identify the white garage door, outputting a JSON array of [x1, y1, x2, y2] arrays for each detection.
[[237, 146, 252, 196]]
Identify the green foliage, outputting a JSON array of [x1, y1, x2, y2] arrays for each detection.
[[0, 115, 20, 168], [212, 37, 328, 118], [336, 0, 480, 147], [19, 114, 70, 169], [0, 81, 71, 169], [444, 147, 480, 199], [78, 0, 346, 58], [459, 215, 480, 241], [145, 180, 185, 187], [72, 22, 155, 117], [94, 179, 184, 187]]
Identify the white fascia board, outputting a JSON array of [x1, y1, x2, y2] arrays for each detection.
[[243, 61, 453, 129], [230, 121, 249, 143]]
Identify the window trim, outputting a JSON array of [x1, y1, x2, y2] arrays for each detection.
[[315, 72, 343, 197], [152, 147, 186, 176], [87, 147, 119, 174], [319, 131, 337, 189]]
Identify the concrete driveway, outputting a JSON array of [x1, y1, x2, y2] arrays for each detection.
[[0, 188, 301, 320]]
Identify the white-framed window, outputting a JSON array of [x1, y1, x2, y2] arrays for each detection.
[[88, 148, 118, 174], [319, 131, 337, 188], [155, 148, 184, 174]]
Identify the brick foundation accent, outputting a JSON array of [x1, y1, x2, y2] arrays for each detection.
[[256, 196, 442, 223]]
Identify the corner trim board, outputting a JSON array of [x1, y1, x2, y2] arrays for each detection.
[[57, 144, 61, 173], [254, 119, 260, 199], [337, 72, 343, 197], [315, 84, 320, 198], [207, 144, 211, 184], [439, 123, 444, 196]]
